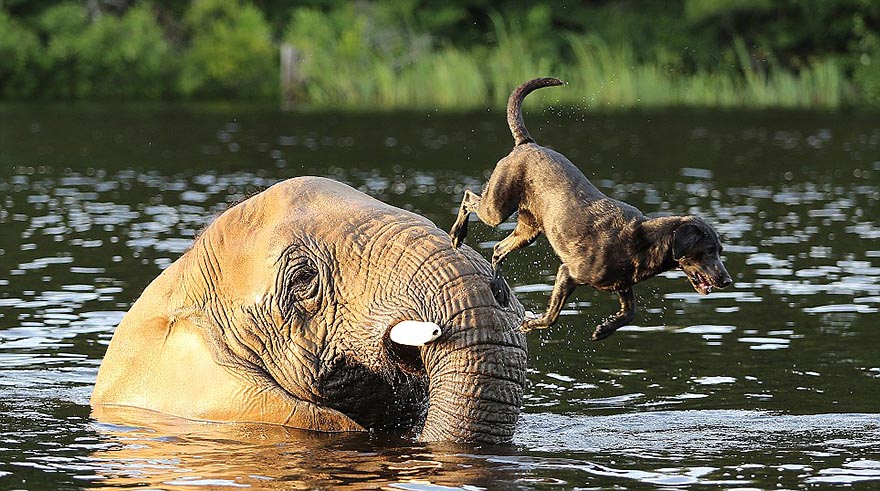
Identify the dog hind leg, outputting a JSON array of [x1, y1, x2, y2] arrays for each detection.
[[592, 288, 636, 341], [521, 263, 577, 332], [490, 220, 540, 305], [449, 189, 482, 248]]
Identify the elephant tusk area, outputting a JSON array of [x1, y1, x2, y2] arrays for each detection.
[[389, 321, 442, 346]]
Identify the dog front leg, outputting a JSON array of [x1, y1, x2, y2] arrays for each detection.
[[449, 189, 481, 248], [592, 288, 636, 341], [521, 264, 577, 332]]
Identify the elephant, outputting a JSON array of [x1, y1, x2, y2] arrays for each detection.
[[91, 176, 528, 444]]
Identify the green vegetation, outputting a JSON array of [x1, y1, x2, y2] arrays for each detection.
[[178, 0, 276, 99], [0, 0, 878, 109]]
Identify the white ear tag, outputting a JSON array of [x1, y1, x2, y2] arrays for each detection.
[[389, 321, 442, 346]]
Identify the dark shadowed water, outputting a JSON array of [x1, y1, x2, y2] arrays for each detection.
[[1, 103, 878, 489]]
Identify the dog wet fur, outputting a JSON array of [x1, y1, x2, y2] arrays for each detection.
[[449, 77, 733, 341]]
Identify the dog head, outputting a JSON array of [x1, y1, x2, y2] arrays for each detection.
[[672, 218, 732, 295]]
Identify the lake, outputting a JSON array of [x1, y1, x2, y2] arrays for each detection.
[[1, 103, 878, 489]]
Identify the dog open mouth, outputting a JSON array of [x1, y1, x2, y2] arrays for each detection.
[[687, 271, 713, 295]]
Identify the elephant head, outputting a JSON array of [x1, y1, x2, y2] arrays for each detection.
[[91, 176, 527, 444]]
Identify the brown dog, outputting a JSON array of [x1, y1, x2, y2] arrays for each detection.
[[449, 77, 732, 340]]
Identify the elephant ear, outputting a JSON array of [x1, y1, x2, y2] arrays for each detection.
[[673, 223, 703, 260]]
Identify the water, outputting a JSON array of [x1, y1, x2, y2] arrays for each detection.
[[1, 104, 878, 489]]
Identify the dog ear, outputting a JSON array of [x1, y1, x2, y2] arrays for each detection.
[[673, 223, 702, 260]]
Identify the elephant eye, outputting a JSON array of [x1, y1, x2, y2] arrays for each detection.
[[288, 262, 317, 285], [277, 254, 322, 316]]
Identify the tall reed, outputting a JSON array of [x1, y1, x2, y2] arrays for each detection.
[[282, 12, 847, 110]]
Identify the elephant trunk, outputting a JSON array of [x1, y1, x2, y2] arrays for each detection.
[[418, 305, 527, 444], [375, 230, 527, 443]]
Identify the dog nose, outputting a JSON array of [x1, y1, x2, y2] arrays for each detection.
[[718, 275, 732, 288]]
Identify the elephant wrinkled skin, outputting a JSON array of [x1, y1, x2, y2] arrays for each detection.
[[91, 177, 528, 444]]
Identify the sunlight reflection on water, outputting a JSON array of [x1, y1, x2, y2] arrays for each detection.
[[1, 108, 879, 488]]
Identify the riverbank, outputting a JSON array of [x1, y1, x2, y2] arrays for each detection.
[[1, 1, 875, 110]]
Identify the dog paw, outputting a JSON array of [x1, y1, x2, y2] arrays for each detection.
[[448, 222, 468, 248], [520, 316, 550, 332], [591, 326, 611, 341], [450, 234, 466, 249], [591, 323, 620, 341], [520, 320, 538, 332], [519, 312, 539, 333], [490, 275, 511, 306]]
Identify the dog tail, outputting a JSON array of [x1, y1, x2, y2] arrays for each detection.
[[507, 77, 566, 146]]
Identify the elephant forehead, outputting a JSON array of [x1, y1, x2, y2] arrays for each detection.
[[267, 177, 409, 218], [203, 177, 485, 287], [203, 177, 420, 244], [258, 178, 452, 251], [248, 178, 431, 233]]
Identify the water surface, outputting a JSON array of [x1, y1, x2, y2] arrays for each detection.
[[1, 104, 878, 489]]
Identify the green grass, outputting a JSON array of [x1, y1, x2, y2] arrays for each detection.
[[282, 15, 848, 111]]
